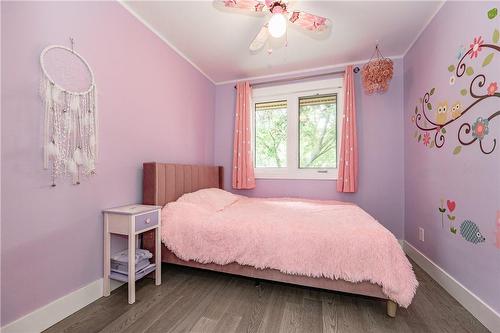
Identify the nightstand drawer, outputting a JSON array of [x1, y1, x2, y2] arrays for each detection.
[[135, 212, 158, 232]]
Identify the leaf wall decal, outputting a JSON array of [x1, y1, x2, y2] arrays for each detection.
[[466, 67, 474, 76], [482, 53, 494, 67], [493, 29, 499, 43], [427, 103, 432, 110], [460, 89, 468, 96], [453, 146, 462, 155], [488, 7, 498, 19]]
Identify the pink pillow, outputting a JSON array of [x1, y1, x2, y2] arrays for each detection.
[[177, 188, 239, 212]]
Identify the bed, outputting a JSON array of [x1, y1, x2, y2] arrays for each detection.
[[142, 162, 417, 317]]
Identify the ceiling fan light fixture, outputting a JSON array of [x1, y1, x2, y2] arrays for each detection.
[[268, 13, 287, 38]]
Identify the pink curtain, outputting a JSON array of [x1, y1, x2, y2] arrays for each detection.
[[337, 65, 358, 193], [232, 82, 256, 189]]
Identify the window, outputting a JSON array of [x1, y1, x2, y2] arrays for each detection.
[[255, 100, 287, 168], [252, 78, 343, 179]]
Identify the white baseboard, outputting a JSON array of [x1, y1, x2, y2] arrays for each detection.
[[1, 279, 123, 333], [403, 241, 500, 333]]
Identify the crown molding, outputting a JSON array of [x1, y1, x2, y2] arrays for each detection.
[[215, 55, 404, 85]]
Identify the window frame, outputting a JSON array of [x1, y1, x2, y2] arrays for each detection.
[[251, 78, 344, 180]]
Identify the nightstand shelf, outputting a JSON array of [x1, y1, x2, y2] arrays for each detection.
[[109, 264, 157, 283], [103, 204, 162, 304]]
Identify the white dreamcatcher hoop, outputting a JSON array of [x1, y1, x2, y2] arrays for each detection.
[[40, 40, 98, 186]]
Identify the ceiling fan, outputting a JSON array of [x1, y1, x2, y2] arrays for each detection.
[[221, 0, 331, 53]]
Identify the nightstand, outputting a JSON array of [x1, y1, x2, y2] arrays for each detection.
[[103, 204, 162, 304]]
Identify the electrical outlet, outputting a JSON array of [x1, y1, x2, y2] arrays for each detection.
[[418, 227, 425, 242]]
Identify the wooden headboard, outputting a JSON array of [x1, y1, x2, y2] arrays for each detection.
[[142, 162, 224, 206]]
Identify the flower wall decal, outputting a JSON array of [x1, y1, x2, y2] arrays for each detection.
[[423, 132, 431, 146], [472, 117, 489, 140], [412, 7, 500, 155], [469, 36, 484, 59], [487, 81, 498, 95]]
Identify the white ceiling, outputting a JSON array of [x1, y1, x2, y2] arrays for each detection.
[[122, 1, 444, 83]]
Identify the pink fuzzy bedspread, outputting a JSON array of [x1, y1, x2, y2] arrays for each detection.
[[161, 189, 418, 307]]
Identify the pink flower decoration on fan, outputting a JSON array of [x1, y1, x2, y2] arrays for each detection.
[[272, 5, 285, 13], [487, 82, 498, 96], [290, 11, 327, 31], [423, 132, 431, 146], [469, 36, 483, 59]]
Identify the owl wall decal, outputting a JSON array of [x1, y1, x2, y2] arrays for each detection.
[[451, 101, 462, 119], [436, 101, 448, 124]]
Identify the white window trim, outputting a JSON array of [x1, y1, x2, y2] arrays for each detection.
[[251, 78, 344, 180]]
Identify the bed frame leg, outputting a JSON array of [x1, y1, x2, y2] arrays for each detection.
[[386, 300, 397, 318]]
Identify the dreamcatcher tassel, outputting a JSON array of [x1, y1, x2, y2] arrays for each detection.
[[83, 158, 95, 174], [93, 85, 99, 158], [73, 147, 83, 165], [66, 159, 78, 179], [52, 88, 61, 105], [89, 135, 96, 149], [69, 96, 80, 112], [44, 83, 52, 104], [45, 141, 59, 159]]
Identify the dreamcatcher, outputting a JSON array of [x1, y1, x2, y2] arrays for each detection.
[[40, 39, 98, 186]]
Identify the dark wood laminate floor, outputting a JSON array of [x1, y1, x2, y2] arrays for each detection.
[[44, 260, 489, 333]]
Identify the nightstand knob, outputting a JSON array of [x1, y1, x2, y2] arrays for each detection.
[[145, 218, 151, 224]]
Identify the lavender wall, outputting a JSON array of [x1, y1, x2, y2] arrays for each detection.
[[404, 1, 500, 313], [1, 1, 214, 325], [214, 59, 405, 238]]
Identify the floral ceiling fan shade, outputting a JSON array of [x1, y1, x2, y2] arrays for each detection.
[[221, 0, 331, 53]]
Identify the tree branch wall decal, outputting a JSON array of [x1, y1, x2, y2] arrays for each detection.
[[411, 7, 499, 155]]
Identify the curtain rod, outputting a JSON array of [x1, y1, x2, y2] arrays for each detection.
[[233, 66, 360, 89]]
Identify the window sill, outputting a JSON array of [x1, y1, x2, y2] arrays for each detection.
[[254, 170, 338, 180]]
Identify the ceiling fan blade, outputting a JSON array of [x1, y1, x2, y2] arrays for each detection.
[[249, 24, 269, 52], [289, 11, 330, 32], [221, 0, 266, 12]]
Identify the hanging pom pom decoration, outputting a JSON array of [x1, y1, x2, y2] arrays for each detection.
[[40, 41, 98, 186], [362, 44, 394, 94]]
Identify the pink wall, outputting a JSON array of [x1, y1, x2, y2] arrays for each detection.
[[1, 1, 214, 325], [214, 59, 405, 238], [404, 1, 499, 313]]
